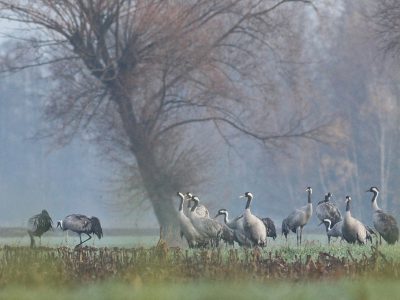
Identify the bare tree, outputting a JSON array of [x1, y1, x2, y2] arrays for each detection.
[[374, 0, 400, 56], [0, 0, 329, 236]]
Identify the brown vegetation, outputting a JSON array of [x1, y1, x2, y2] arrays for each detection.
[[0, 244, 397, 287]]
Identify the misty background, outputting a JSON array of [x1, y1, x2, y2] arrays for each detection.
[[0, 1, 399, 230]]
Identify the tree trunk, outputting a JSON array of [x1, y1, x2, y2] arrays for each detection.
[[135, 147, 180, 243], [110, 87, 180, 243]]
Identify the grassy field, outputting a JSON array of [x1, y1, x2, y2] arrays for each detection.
[[2, 279, 400, 300], [0, 234, 399, 299]]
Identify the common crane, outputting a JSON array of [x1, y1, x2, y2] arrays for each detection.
[[366, 187, 399, 245], [27, 209, 53, 248], [240, 192, 267, 247], [176, 192, 203, 248], [316, 192, 342, 229], [189, 196, 222, 247], [322, 219, 343, 244], [282, 187, 313, 246], [186, 192, 209, 218], [57, 214, 103, 248], [342, 196, 373, 245], [214, 209, 252, 247]]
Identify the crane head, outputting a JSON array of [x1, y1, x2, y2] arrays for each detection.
[[366, 187, 379, 194], [240, 192, 253, 200], [215, 209, 227, 218]]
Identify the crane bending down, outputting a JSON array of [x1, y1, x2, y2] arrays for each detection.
[[57, 214, 103, 248], [28, 209, 53, 248]]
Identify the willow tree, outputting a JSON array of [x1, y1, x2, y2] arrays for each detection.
[[0, 0, 325, 235]]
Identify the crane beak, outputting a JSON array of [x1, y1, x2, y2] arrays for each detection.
[[239, 195, 245, 199]]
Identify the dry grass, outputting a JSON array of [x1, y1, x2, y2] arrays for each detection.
[[0, 241, 398, 287]]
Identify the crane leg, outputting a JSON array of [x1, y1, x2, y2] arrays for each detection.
[[300, 227, 303, 246], [28, 231, 35, 248], [76, 234, 92, 248]]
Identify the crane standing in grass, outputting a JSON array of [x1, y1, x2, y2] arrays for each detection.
[[176, 192, 203, 248], [27, 209, 53, 248], [316, 193, 342, 228], [214, 208, 252, 247], [322, 219, 343, 244], [282, 187, 313, 246], [57, 214, 103, 248], [240, 192, 267, 247], [342, 196, 373, 245], [366, 187, 399, 245]]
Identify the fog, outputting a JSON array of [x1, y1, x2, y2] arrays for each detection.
[[0, 1, 399, 230]]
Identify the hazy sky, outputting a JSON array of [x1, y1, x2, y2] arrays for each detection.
[[0, 72, 158, 228]]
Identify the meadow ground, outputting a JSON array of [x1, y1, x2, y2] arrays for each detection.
[[2, 279, 400, 300], [0, 233, 400, 299]]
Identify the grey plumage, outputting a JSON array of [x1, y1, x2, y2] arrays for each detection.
[[215, 209, 246, 247], [367, 187, 399, 245], [282, 187, 313, 246], [57, 214, 103, 248], [220, 224, 236, 246], [186, 192, 209, 218], [176, 192, 203, 248], [215, 209, 252, 247], [241, 192, 267, 247], [316, 192, 342, 228], [322, 219, 343, 244], [342, 196, 370, 245], [189, 196, 222, 247], [27, 209, 53, 248], [261, 217, 277, 240]]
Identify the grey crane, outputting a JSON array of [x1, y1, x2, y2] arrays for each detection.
[[186, 192, 209, 218], [57, 214, 103, 248], [240, 192, 267, 247], [322, 219, 343, 244], [316, 192, 342, 229], [176, 192, 204, 248], [282, 187, 313, 246], [214, 209, 252, 247], [27, 209, 53, 248], [220, 223, 236, 247], [366, 187, 399, 245], [189, 196, 222, 247], [342, 196, 373, 245], [261, 217, 277, 240]]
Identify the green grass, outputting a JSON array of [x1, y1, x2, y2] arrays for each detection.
[[0, 236, 399, 299], [1, 279, 400, 300]]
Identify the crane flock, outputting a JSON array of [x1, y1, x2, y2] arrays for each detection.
[[176, 186, 399, 248], [26, 186, 399, 249]]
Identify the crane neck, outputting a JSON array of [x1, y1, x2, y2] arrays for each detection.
[[345, 200, 351, 219], [307, 191, 312, 204], [223, 212, 229, 224], [245, 196, 252, 210], [370, 191, 380, 212], [178, 197, 184, 212], [325, 220, 332, 231], [191, 200, 198, 212]]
